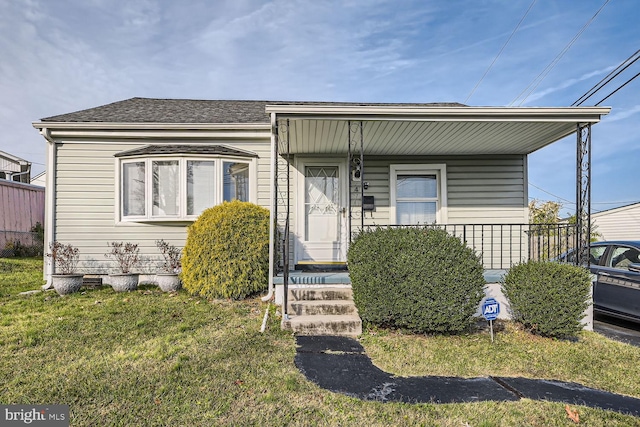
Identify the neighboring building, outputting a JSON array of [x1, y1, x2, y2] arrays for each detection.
[[32, 97, 610, 293], [30, 171, 46, 187], [0, 150, 31, 183], [592, 202, 640, 241], [0, 180, 45, 253]]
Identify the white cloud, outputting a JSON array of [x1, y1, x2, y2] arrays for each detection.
[[0, 0, 638, 206], [523, 65, 617, 104], [604, 104, 640, 122]]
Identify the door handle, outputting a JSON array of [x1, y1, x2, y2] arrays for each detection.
[[599, 272, 611, 277]]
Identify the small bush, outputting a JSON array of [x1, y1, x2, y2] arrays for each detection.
[[105, 242, 140, 274], [502, 260, 591, 338], [3, 240, 42, 258], [155, 239, 182, 273], [181, 200, 270, 300], [46, 241, 80, 274], [348, 226, 485, 334]]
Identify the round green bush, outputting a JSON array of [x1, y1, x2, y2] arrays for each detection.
[[502, 260, 591, 338], [181, 200, 270, 299], [348, 226, 485, 333]]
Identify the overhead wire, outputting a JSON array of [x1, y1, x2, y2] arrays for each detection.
[[572, 49, 640, 106], [595, 70, 640, 105], [528, 183, 640, 212], [464, 0, 537, 104], [528, 182, 574, 204], [509, 0, 610, 106]]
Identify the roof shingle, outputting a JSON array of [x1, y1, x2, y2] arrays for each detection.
[[40, 97, 465, 124], [114, 145, 258, 158]]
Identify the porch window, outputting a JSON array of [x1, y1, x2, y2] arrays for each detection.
[[119, 156, 254, 222], [390, 164, 447, 225]]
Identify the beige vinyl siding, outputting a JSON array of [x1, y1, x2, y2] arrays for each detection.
[[352, 155, 528, 268], [354, 155, 527, 229], [54, 139, 270, 274], [592, 203, 640, 241]]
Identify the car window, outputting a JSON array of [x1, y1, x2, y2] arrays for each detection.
[[607, 246, 640, 271], [590, 246, 606, 265]]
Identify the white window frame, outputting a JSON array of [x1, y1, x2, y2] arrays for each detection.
[[389, 164, 447, 225], [116, 155, 256, 223]]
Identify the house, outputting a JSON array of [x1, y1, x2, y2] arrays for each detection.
[[0, 150, 32, 183], [592, 202, 640, 241], [32, 98, 609, 332]]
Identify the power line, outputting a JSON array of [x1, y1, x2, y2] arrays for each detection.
[[595, 70, 640, 105], [572, 49, 640, 106], [464, 0, 537, 104], [528, 182, 574, 204], [509, 0, 610, 106], [528, 182, 640, 207]]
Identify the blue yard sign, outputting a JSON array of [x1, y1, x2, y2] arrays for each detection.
[[482, 298, 500, 321], [482, 297, 500, 343]]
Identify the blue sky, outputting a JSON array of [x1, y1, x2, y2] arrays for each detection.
[[1, 0, 638, 216]]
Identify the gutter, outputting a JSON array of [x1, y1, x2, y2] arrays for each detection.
[[31, 121, 270, 130], [39, 127, 56, 289], [264, 105, 611, 123]]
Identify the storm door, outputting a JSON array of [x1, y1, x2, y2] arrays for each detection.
[[297, 162, 346, 263]]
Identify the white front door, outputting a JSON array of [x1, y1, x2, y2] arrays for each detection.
[[297, 161, 346, 263]]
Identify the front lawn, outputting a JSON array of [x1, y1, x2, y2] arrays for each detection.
[[1, 258, 639, 426]]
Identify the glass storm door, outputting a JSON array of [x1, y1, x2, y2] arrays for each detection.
[[299, 164, 344, 262]]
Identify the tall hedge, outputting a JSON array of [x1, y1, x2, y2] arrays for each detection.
[[502, 260, 591, 338], [181, 200, 270, 299], [348, 227, 485, 333]]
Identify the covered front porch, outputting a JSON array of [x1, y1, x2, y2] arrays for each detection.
[[260, 103, 610, 331]]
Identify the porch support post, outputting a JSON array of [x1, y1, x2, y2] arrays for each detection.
[[576, 123, 592, 268], [276, 118, 291, 319], [359, 121, 364, 230], [347, 121, 364, 243], [347, 121, 352, 243], [263, 113, 277, 302]]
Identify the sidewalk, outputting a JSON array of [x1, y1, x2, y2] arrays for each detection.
[[295, 335, 640, 416]]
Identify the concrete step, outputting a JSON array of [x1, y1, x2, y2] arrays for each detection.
[[283, 314, 362, 337], [288, 299, 358, 316], [288, 287, 353, 302]]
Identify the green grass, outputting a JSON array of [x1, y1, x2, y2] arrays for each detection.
[[1, 258, 640, 426], [0, 257, 46, 296]]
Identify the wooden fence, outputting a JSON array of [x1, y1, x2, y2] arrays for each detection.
[[0, 180, 45, 256]]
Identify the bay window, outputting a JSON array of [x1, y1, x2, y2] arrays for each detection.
[[118, 155, 254, 221]]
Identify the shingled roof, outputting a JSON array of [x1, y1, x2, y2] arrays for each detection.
[[40, 97, 465, 124], [114, 144, 258, 158]]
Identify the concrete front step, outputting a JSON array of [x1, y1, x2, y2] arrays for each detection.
[[288, 299, 358, 316], [282, 285, 362, 337], [283, 314, 362, 337], [288, 287, 353, 301]]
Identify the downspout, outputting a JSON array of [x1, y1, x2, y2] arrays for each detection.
[[262, 112, 277, 302], [8, 168, 32, 182], [40, 127, 56, 289]]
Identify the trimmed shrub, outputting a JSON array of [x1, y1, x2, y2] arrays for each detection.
[[348, 226, 485, 333], [181, 200, 270, 299], [502, 260, 591, 338]]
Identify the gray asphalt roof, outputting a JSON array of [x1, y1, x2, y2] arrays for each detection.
[[114, 144, 258, 158], [39, 97, 465, 124]]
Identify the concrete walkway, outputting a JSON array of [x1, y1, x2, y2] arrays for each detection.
[[295, 336, 640, 416]]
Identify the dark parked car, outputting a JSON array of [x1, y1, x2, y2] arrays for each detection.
[[561, 241, 640, 322]]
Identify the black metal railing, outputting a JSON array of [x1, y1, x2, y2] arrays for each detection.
[[361, 223, 577, 270]]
